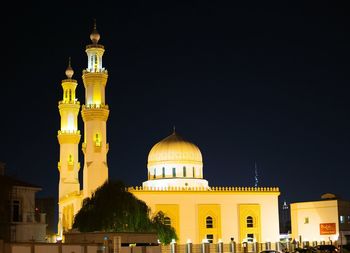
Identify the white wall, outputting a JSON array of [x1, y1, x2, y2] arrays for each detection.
[[291, 200, 339, 242]]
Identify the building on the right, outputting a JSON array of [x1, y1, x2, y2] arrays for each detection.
[[290, 193, 350, 245]]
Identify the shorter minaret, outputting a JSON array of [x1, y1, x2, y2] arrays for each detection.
[[57, 59, 81, 235]]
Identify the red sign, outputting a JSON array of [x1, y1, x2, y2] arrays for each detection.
[[320, 223, 336, 235]]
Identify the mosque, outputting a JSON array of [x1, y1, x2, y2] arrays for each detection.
[[57, 24, 281, 244]]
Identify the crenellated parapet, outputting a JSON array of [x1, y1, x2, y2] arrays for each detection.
[[129, 185, 280, 193], [57, 131, 81, 144], [58, 100, 80, 105], [81, 105, 109, 121], [82, 71, 108, 87]]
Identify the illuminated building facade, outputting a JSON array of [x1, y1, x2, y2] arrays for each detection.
[[291, 194, 350, 245], [130, 131, 281, 244], [57, 25, 281, 244], [57, 23, 109, 237]]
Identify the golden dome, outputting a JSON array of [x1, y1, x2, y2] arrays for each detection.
[[147, 131, 202, 168]]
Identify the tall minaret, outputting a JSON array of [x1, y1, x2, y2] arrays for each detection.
[[58, 59, 81, 199], [57, 59, 81, 236], [81, 21, 109, 198]]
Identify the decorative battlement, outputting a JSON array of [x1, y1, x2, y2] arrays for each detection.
[[61, 79, 78, 84], [81, 105, 109, 122], [86, 44, 105, 49], [82, 69, 108, 74], [58, 130, 80, 135], [57, 131, 81, 144], [82, 104, 109, 109], [59, 100, 80, 105], [128, 186, 280, 192]]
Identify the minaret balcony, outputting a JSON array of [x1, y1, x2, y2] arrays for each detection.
[[58, 130, 80, 135], [59, 100, 80, 105], [57, 130, 81, 144], [82, 69, 108, 74], [86, 44, 104, 49], [82, 104, 109, 110], [81, 105, 109, 122]]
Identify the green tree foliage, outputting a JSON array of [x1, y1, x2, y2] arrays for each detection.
[[73, 180, 177, 245], [151, 211, 178, 245]]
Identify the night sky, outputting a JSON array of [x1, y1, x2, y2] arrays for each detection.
[[2, 1, 350, 208]]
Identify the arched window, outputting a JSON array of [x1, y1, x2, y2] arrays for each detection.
[[162, 167, 165, 178], [68, 154, 73, 165], [206, 216, 213, 228], [164, 217, 171, 226], [183, 166, 186, 177], [153, 168, 156, 179], [193, 167, 195, 177], [247, 216, 253, 228], [95, 133, 101, 147], [172, 168, 176, 177]]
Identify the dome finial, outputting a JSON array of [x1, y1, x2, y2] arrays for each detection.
[[90, 18, 100, 44], [65, 57, 74, 79], [173, 125, 176, 134]]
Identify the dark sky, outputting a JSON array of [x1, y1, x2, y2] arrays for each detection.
[[2, 1, 350, 207]]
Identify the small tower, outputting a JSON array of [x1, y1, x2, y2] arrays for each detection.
[[57, 59, 81, 235], [81, 21, 109, 198]]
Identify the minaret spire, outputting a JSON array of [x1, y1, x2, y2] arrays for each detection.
[[90, 18, 100, 45], [57, 59, 81, 236], [65, 57, 74, 79]]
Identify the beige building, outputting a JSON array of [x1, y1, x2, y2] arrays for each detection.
[[130, 131, 281, 244], [0, 163, 47, 242], [291, 194, 350, 245]]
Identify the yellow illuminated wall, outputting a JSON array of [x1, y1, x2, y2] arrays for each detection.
[[291, 199, 340, 242], [198, 204, 221, 243], [131, 187, 280, 244], [58, 192, 83, 237], [238, 204, 261, 243]]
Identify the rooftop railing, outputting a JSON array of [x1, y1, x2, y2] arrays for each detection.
[[128, 186, 279, 192]]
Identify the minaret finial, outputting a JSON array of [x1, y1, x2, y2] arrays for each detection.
[[94, 18, 97, 30], [173, 125, 176, 134], [90, 18, 100, 44], [65, 57, 74, 79]]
